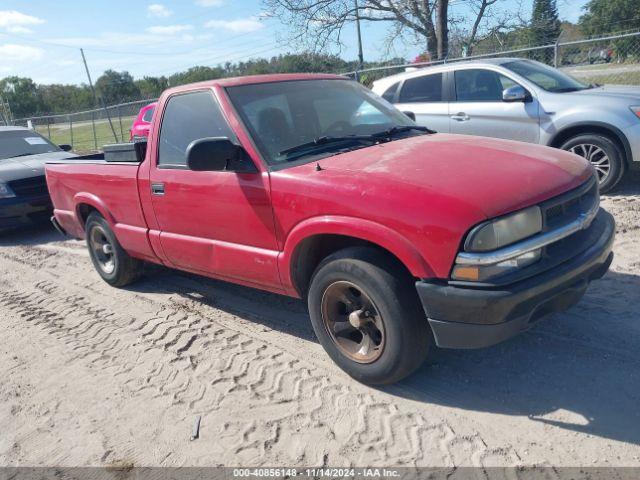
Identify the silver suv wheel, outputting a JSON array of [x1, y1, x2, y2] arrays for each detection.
[[569, 143, 611, 183]]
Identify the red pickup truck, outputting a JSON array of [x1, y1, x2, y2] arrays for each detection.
[[45, 74, 615, 385]]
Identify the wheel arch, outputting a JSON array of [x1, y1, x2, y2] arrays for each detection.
[[548, 121, 633, 167], [280, 216, 434, 297], [73, 193, 115, 230]]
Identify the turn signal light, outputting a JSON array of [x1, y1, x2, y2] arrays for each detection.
[[451, 266, 480, 281]]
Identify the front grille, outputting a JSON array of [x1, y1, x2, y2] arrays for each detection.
[[541, 177, 599, 232], [7, 175, 49, 197]]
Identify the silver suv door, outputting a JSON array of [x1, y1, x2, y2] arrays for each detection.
[[393, 72, 450, 133], [449, 68, 540, 143]]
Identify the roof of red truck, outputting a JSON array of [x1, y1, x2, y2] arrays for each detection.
[[164, 73, 347, 95]]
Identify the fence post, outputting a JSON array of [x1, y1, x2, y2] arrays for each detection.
[[354, 70, 360, 83], [91, 110, 98, 150], [69, 115, 74, 149], [554, 39, 560, 67], [47, 121, 51, 139], [117, 105, 124, 142]]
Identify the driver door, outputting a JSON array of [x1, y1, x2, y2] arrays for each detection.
[[147, 89, 281, 289], [449, 68, 540, 143]]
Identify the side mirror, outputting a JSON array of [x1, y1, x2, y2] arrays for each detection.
[[59, 144, 72, 152], [403, 111, 416, 121], [502, 85, 529, 103], [186, 137, 255, 173]]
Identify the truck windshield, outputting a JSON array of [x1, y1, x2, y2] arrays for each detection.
[[503, 60, 590, 93], [0, 130, 60, 161], [226, 79, 420, 166]]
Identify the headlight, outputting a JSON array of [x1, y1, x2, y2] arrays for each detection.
[[464, 206, 542, 252], [631, 106, 640, 119], [0, 183, 16, 199], [453, 206, 543, 282]]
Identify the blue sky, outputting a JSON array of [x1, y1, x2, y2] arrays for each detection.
[[0, 0, 588, 85]]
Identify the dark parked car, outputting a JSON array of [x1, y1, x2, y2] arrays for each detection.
[[0, 126, 76, 232]]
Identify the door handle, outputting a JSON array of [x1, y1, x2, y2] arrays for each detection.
[[151, 183, 165, 195], [451, 112, 470, 122]]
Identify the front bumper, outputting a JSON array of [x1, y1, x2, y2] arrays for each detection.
[[0, 194, 52, 232], [416, 209, 615, 349]]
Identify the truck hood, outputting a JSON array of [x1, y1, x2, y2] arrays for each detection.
[[570, 84, 640, 102], [309, 134, 593, 219], [0, 151, 77, 182]]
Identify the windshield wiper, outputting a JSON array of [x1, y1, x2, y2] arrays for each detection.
[[279, 135, 380, 159], [8, 153, 37, 158], [278, 126, 435, 161], [554, 86, 590, 93], [371, 125, 435, 138]]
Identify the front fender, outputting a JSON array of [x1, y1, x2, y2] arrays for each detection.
[[278, 215, 435, 295]]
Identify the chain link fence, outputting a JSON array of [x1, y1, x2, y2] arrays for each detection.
[[346, 31, 640, 88], [11, 31, 640, 152], [12, 99, 157, 152]]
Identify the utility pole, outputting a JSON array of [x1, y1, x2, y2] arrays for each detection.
[[354, 0, 364, 70], [80, 48, 119, 143]]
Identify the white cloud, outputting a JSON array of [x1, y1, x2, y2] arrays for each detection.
[[0, 10, 44, 32], [0, 43, 44, 62], [7, 25, 33, 34], [47, 31, 197, 50], [146, 24, 193, 35], [147, 4, 172, 18], [196, 0, 224, 6], [204, 18, 264, 33]]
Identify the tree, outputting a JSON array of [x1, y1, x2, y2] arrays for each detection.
[[168, 66, 225, 86], [529, 0, 561, 63], [263, 0, 516, 60], [1, 52, 403, 118], [579, 0, 640, 36], [95, 70, 141, 105], [37, 83, 93, 114], [579, 0, 640, 61], [0, 77, 42, 118], [135, 76, 169, 99]]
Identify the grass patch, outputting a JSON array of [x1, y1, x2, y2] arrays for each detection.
[[573, 71, 640, 85], [35, 116, 136, 152]]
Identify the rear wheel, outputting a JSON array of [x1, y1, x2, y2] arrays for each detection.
[[307, 247, 432, 385], [85, 212, 143, 287], [561, 134, 625, 193]]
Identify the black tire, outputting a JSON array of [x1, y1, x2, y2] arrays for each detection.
[[560, 133, 625, 193], [307, 247, 432, 385], [85, 212, 143, 287]]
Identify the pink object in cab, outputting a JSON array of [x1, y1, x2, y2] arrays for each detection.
[[129, 102, 157, 141]]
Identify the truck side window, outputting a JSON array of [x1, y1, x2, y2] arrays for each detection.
[[398, 74, 443, 103], [158, 90, 236, 168]]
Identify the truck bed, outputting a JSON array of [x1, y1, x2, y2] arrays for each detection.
[[45, 161, 156, 262]]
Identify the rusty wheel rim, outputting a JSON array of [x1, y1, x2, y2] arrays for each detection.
[[320, 281, 385, 364]]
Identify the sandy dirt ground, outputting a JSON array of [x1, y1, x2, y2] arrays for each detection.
[[0, 172, 639, 469]]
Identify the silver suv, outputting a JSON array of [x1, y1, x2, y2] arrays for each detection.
[[372, 58, 640, 192]]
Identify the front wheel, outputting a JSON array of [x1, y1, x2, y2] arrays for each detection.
[[85, 212, 144, 287], [307, 247, 432, 385], [561, 134, 625, 193]]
